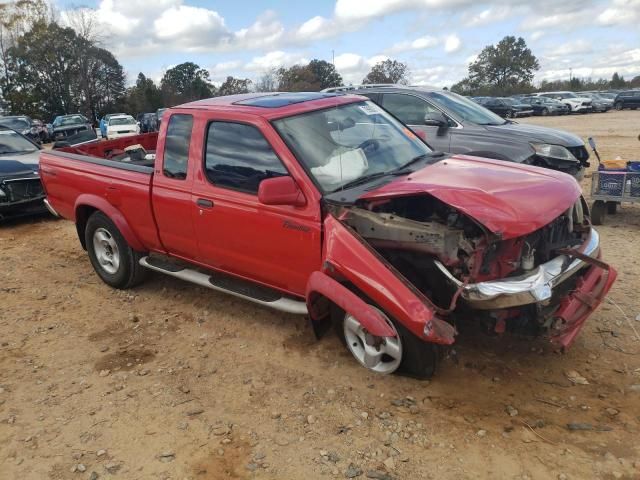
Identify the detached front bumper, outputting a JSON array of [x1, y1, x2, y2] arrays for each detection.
[[435, 228, 603, 310]]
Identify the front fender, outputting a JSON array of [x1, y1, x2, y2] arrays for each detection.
[[74, 194, 146, 251], [306, 271, 394, 337], [321, 215, 456, 345]]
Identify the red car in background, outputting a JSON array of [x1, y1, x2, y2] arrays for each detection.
[[39, 92, 616, 378]]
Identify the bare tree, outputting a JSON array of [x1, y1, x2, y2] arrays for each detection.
[[62, 5, 103, 44], [255, 68, 279, 92]]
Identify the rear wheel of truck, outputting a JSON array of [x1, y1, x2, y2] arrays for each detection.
[[606, 201, 618, 214], [591, 200, 606, 225], [85, 211, 147, 289], [340, 306, 438, 379]]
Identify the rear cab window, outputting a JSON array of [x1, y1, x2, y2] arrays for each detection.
[[204, 122, 288, 194], [163, 114, 193, 180]]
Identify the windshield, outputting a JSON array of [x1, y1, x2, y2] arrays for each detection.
[[109, 117, 135, 126], [428, 92, 506, 125], [273, 101, 432, 193], [0, 129, 38, 154], [54, 115, 84, 127], [0, 118, 30, 131]]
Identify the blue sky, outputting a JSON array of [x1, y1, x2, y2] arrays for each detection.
[[56, 0, 640, 87]]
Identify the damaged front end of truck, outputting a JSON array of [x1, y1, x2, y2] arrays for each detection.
[[311, 156, 616, 362]]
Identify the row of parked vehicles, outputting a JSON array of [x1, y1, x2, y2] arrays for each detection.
[[1, 85, 620, 378], [471, 90, 640, 118], [0, 107, 169, 146]]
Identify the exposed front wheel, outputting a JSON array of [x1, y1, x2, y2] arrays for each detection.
[[341, 306, 438, 378], [615, 102, 623, 111], [505, 110, 514, 118], [541, 108, 549, 116], [85, 212, 147, 289]]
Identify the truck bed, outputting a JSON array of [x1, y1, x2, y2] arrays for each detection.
[[57, 132, 159, 167], [40, 136, 162, 252]]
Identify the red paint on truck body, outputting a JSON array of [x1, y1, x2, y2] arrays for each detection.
[[39, 92, 612, 355]]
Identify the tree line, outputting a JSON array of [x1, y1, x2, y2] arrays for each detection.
[[451, 35, 640, 96], [1, 1, 639, 122]]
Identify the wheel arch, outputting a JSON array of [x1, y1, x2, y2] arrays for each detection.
[[74, 195, 145, 252]]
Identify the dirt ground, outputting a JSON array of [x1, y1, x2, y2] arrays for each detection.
[[1, 111, 640, 480]]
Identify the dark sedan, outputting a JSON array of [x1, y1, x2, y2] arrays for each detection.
[[0, 125, 47, 220], [479, 97, 533, 118], [519, 96, 569, 116], [0, 115, 41, 143], [51, 114, 93, 141]]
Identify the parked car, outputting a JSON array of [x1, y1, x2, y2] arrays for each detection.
[[104, 114, 140, 139], [613, 90, 640, 110], [99, 113, 126, 138], [0, 115, 40, 143], [536, 92, 592, 113], [52, 114, 93, 141], [41, 92, 616, 378], [155, 108, 167, 130], [576, 93, 612, 113], [478, 97, 533, 118], [324, 85, 590, 178], [0, 125, 47, 219], [30, 119, 50, 142], [519, 96, 569, 116], [137, 113, 157, 133]]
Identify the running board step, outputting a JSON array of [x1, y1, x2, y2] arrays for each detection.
[[139, 256, 308, 315]]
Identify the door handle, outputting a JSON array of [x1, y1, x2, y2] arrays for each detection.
[[197, 198, 214, 208]]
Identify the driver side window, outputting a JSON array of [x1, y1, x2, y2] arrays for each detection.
[[381, 94, 438, 125]]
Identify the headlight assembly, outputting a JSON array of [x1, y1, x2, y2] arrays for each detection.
[[530, 143, 578, 162]]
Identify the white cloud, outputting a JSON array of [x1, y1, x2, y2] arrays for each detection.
[[444, 34, 462, 53], [153, 5, 230, 48], [387, 36, 440, 54], [598, 0, 640, 25], [530, 30, 545, 41], [244, 51, 309, 72], [464, 7, 513, 26], [547, 39, 593, 58]]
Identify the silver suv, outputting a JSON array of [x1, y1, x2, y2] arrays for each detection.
[[324, 85, 589, 179]]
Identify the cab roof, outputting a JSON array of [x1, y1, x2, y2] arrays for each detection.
[[176, 92, 367, 119]]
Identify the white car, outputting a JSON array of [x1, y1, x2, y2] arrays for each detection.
[[105, 115, 140, 139], [536, 92, 592, 114]]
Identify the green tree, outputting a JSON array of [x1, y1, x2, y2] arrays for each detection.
[[308, 59, 342, 89], [277, 64, 321, 91], [6, 20, 125, 120], [454, 36, 539, 96], [216, 76, 252, 96], [160, 62, 214, 106], [362, 59, 409, 85], [610, 72, 626, 88], [0, 0, 51, 105], [122, 73, 163, 115]]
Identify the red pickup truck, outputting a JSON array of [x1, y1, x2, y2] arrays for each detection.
[[40, 92, 616, 378]]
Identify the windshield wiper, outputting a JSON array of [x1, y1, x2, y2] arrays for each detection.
[[392, 152, 444, 173], [335, 171, 391, 192]]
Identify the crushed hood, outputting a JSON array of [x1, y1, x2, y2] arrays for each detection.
[[359, 155, 582, 240]]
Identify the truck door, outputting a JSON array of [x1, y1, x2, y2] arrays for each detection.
[[151, 113, 198, 260], [191, 117, 321, 297]]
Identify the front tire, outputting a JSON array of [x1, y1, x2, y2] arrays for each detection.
[[85, 212, 147, 289], [615, 102, 623, 111], [541, 107, 549, 116], [340, 306, 438, 379]]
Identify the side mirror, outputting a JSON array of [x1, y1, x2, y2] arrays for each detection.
[[423, 112, 448, 128], [258, 176, 306, 207]]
